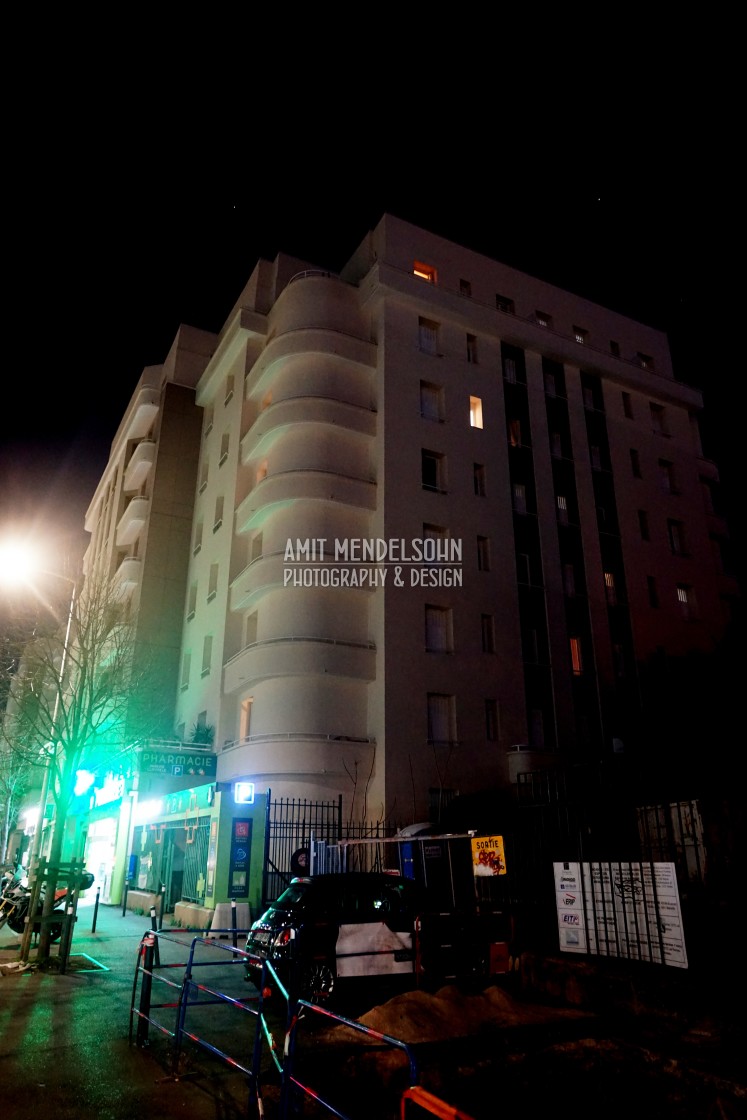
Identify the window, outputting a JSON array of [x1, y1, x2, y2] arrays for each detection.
[[630, 449, 642, 478], [214, 496, 224, 532], [495, 293, 515, 314], [604, 571, 617, 606], [418, 316, 440, 355], [201, 635, 213, 677], [513, 483, 527, 514], [245, 611, 258, 646], [529, 707, 545, 748], [622, 392, 633, 419], [187, 583, 197, 620], [638, 352, 655, 371], [610, 340, 620, 358], [459, 278, 472, 297], [469, 396, 483, 428], [425, 605, 453, 652], [551, 432, 563, 459], [220, 432, 230, 465], [477, 535, 490, 571], [473, 463, 486, 496], [638, 510, 650, 541], [647, 576, 659, 608], [544, 369, 557, 397], [659, 459, 676, 493], [423, 522, 450, 549], [650, 402, 667, 435], [535, 310, 553, 329], [207, 563, 219, 602], [508, 418, 522, 447], [668, 518, 686, 555], [677, 583, 697, 620], [570, 636, 583, 675], [516, 553, 531, 584], [180, 651, 191, 690], [573, 326, 588, 345], [583, 385, 596, 410], [224, 375, 235, 405], [414, 261, 437, 284], [590, 445, 602, 471], [204, 407, 214, 435], [563, 563, 576, 596], [481, 613, 495, 653], [422, 449, 446, 491], [240, 697, 254, 740], [485, 700, 499, 741], [427, 693, 456, 745], [420, 380, 444, 421], [556, 495, 569, 525], [198, 461, 209, 493], [193, 521, 203, 556], [466, 334, 478, 364], [250, 532, 263, 562], [503, 356, 517, 383]]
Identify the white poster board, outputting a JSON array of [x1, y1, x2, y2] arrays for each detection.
[[553, 861, 688, 969]]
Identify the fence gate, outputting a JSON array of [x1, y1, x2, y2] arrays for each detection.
[[262, 794, 342, 908]]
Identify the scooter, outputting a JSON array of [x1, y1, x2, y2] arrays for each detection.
[[0, 868, 95, 942]]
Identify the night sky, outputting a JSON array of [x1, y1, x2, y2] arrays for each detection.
[[2, 41, 742, 588]]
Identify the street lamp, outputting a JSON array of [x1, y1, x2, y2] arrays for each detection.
[[0, 541, 77, 957]]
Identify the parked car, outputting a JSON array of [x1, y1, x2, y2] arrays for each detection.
[[244, 872, 429, 1002]]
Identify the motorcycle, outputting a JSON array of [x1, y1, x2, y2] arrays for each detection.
[[0, 868, 95, 943]]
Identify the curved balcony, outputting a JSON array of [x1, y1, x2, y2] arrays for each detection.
[[224, 637, 375, 694], [219, 732, 375, 785], [236, 470, 376, 533], [116, 496, 149, 547], [123, 440, 156, 492], [125, 388, 160, 440], [112, 555, 142, 598], [241, 397, 376, 464]]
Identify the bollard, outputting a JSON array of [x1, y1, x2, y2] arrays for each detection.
[[231, 898, 238, 948], [92, 887, 101, 933], [159, 883, 166, 931], [121, 879, 129, 917], [149, 905, 161, 967]]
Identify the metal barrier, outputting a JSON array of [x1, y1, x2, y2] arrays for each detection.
[[130, 928, 478, 1119]]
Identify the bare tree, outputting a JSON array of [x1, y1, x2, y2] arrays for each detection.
[[2, 570, 167, 965]]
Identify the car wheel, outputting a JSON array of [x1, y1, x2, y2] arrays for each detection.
[[299, 960, 336, 1004]]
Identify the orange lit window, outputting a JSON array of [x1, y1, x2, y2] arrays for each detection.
[[570, 637, 583, 675], [413, 261, 437, 284]]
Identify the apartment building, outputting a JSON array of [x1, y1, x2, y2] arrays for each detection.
[[171, 214, 737, 830]]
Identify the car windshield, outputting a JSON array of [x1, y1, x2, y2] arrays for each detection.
[[274, 881, 313, 909]]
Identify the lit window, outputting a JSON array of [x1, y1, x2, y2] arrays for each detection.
[[422, 449, 446, 492], [496, 294, 515, 314], [466, 334, 478, 364], [556, 495, 569, 524], [570, 637, 583, 675], [469, 396, 483, 428], [574, 326, 588, 345], [535, 310, 552, 329], [414, 261, 437, 284], [420, 380, 444, 422], [604, 571, 617, 606], [425, 605, 453, 652], [418, 316, 440, 355], [638, 352, 655, 370], [677, 584, 697, 620], [508, 418, 522, 447], [513, 483, 527, 514]]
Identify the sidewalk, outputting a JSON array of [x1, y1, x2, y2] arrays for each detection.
[[0, 899, 253, 1120]]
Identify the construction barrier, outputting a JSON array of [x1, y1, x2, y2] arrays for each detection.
[[129, 927, 477, 1119]]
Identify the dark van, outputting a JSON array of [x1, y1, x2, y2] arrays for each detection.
[[244, 872, 426, 1002]]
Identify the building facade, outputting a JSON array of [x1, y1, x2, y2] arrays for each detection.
[[58, 214, 737, 917]]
